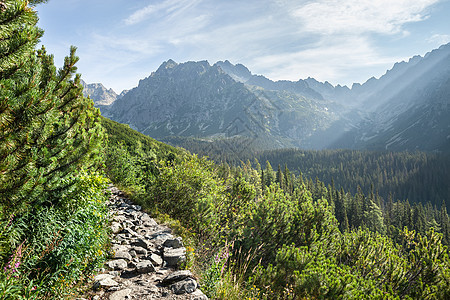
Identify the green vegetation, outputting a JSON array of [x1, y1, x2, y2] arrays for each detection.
[[106, 124, 450, 299], [1, 1, 108, 298], [1, 1, 449, 299], [100, 116, 185, 192], [163, 137, 450, 209]]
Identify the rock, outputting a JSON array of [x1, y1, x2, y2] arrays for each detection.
[[136, 279, 149, 286], [106, 259, 128, 270], [141, 215, 158, 227], [131, 204, 142, 211], [131, 246, 148, 257], [108, 271, 121, 277], [114, 251, 132, 261], [112, 245, 128, 253], [93, 277, 119, 290], [136, 261, 155, 274], [149, 253, 163, 266], [143, 220, 158, 227], [115, 235, 130, 244], [163, 247, 186, 267], [110, 222, 122, 234], [113, 215, 126, 223], [163, 237, 183, 248], [132, 238, 153, 250], [129, 250, 137, 258], [149, 232, 174, 246], [140, 213, 152, 222], [189, 289, 209, 300], [122, 221, 135, 230], [170, 278, 198, 294], [93, 274, 115, 281], [109, 288, 132, 300], [162, 270, 194, 285], [135, 227, 151, 236], [119, 203, 130, 209]]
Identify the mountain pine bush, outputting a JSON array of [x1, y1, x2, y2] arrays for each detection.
[[1, 1, 108, 298], [0, 0, 103, 214]]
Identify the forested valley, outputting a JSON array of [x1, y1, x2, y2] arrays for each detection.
[[102, 119, 450, 299], [1, 1, 450, 299]]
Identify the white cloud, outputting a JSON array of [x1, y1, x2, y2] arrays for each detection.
[[285, 0, 440, 35], [124, 0, 203, 25], [428, 34, 450, 46]]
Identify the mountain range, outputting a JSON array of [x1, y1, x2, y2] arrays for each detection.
[[87, 43, 450, 152]]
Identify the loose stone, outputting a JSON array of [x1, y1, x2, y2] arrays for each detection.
[[136, 261, 155, 274], [109, 288, 132, 300], [106, 259, 128, 270], [163, 247, 186, 267], [114, 251, 132, 261], [170, 278, 198, 294], [162, 270, 194, 285], [163, 237, 183, 249], [149, 253, 163, 266]]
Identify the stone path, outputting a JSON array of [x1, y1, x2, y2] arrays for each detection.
[[80, 185, 208, 300]]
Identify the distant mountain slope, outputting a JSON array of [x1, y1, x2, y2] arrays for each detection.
[[215, 60, 324, 100], [100, 43, 450, 152], [105, 59, 343, 149], [333, 43, 450, 152]]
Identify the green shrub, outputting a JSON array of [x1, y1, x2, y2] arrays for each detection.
[[0, 172, 109, 299], [147, 156, 226, 237]]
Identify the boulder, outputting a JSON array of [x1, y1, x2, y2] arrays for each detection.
[[93, 273, 115, 282], [163, 237, 183, 249], [132, 238, 153, 250], [149, 253, 163, 266], [149, 232, 174, 246], [131, 246, 148, 257], [162, 270, 194, 286], [106, 259, 128, 270], [163, 247, 186, 267], [114, 251, 132, 261], [110, 222, 122, 234], [93, 276, 119, 290], [136, 261, 155, 274], [189, 289, 209, 300], [170, 278, 198, 294]]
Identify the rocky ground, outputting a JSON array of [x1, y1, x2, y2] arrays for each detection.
[[79, 185, 208, 300]]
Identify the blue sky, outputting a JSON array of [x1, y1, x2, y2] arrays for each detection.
[[36, 0, 450, 93]]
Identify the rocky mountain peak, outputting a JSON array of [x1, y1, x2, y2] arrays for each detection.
[[81, 80, 118, 106], [215, 60, 252, 82]]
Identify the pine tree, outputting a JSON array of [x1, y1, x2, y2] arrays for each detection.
[[440, 201, 450, 245], [412, 203, 426, 235], [0, 0, 103, 214], [276, 164, 284, 189], [264, 161, 275, 187], [283, 164, 292, 193], [335, 189, 349, 232]]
